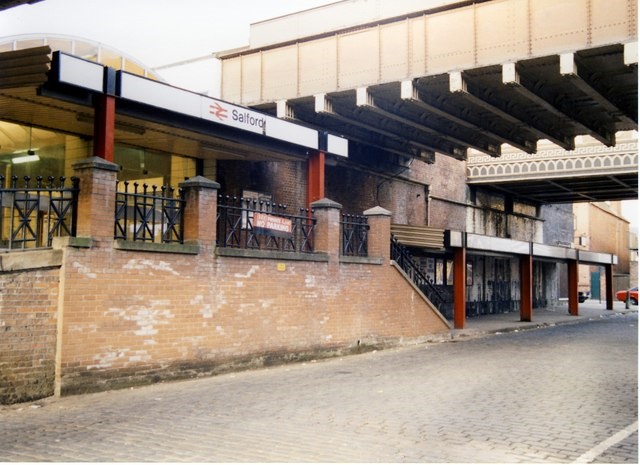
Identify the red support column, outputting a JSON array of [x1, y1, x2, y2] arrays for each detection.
[[568, 260, 579, 316], [307, 150, 325, 208], [605, 263, 614, 310], [453, 247, 466, 329], [94, 94, 115, 162], [520, 254, 533, 322]]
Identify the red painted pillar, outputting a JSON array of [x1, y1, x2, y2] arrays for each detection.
[[568, 260, 579, 316], [605, 263, 614, 310], [307, 150, 325, 208], [94, 94, 115, 162], [520, 254, 533, 322], [453, 247, 466, 329]]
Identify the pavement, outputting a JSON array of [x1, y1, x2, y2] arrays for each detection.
[[454, 298, 638, 339]]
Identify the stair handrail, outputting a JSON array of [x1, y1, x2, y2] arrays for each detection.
[[390, 236, 445, 309]]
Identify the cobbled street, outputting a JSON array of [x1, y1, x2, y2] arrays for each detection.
[[1, 313, 637, 463]]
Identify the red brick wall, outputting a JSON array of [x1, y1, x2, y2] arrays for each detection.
[[217, 160, 307, 211], [56, 245, 449, 395], [217, 158, 468, 226], [0, 159, 451, 403], [0, 267, 58, 404]]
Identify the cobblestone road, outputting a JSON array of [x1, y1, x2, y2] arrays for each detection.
[[1, 313, 637, 462]]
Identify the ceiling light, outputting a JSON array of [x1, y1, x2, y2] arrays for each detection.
[[12, 154, 40, 164]]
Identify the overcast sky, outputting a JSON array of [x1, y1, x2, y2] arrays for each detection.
[[1, 0, 637, 226], [0, 0, 336, 67]]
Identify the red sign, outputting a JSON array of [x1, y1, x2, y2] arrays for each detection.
[[253, 212, 293, 238]]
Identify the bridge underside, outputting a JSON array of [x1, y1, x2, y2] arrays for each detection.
[[259, 43, 638, 203], [264, 44, 637, 161], [220, 0, 638, 203], [470, 172, 638, 203]]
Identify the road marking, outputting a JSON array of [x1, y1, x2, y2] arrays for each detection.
[[572, 421, 638, 463]]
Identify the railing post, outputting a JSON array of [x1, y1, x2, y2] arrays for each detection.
[[179, 176, 220, 252], [310, 198, 342, 263], [72, 157, 119, 241], [363, 206, 391, 262]]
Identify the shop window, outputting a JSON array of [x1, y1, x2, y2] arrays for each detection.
[[0, 123, 67, 180], [115, 145, 193, 187]]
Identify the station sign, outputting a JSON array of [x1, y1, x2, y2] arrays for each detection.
[[117, 71, 318, 150], [52, 53, 348, 158]]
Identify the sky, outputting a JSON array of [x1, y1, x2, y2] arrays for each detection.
[[0, 0, 338, 94], [1, 0, 638, 227], [0, 0, 336, 67]]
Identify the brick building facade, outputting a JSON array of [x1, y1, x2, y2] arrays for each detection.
[[0, 43, 624, 404], [0, 158, 450, 404]]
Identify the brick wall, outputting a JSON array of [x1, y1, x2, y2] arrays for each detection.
[[0, 252, 61, 404], [56, 236, 448, 396], [217, 155, 468, 226], [0, 159, 450, 402], [217, 160, 307, 211]]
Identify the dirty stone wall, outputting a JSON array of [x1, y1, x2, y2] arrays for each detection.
[[467, 190, 542, 242]]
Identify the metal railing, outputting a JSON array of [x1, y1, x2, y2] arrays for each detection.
[[216, 195, 315, 253], [390, 236, 445, 309], [114, 181, 185, 244], [0, 175, 79, 249], [341, 214, 369, 257]]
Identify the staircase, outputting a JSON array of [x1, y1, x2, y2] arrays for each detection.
[[390, 236, 445, 310]]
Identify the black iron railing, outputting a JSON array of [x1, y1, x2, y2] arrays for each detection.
[[341, 214, 369, 257], [390, 236, 445, 309], [0, 175, 79, 249], [216, 195, 315, 253], [114, 181, 185, 243]]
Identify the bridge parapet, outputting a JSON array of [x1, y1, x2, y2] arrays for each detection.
[[467, 134, 638, 203], [468, 139, 637, 182]]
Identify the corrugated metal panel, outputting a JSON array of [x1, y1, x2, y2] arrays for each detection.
[[391, 224, 445, 249], [0, 46, 50, 89]]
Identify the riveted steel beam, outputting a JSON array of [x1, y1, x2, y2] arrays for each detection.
[[503, 62, 615, 147], [560, 52, 637, 130], [401, 80, 537, 155], [356, 87, 468, 159], [450, 70, 574, 151], [315, 92, 445, 159], [314, 93, 435, 160]]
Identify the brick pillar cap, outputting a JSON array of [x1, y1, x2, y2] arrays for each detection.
[[310, 198, 342, 210], [363, 206, 391, 217], [179, 176, 220, 190], [72, 156, 119, 172]]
